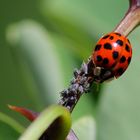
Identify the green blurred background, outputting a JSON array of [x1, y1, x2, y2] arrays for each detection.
[[1, 0, 140, 139]]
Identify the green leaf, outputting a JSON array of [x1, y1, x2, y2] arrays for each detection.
[[19, 105, 71, 140], [0, 112, 24, 140], [40, 0, 128, 57], [6, 20, 75, 104], [72, 116, 96, 140]]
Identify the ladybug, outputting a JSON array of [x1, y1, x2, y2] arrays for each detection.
[[92, 32, 132, 82]]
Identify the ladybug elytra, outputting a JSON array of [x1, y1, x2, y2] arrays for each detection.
[[92, 32, 132, 82]]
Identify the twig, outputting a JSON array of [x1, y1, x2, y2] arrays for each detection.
[[58, 0, 140, 139], [59, 59, 95, 113], [114, 0, 140, 36], [59, 0, 140, 114]]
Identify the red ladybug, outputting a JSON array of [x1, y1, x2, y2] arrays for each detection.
[[92, 32, 132, 81]]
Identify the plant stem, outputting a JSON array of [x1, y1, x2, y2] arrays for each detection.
[[59, 0, 140, 114], [59, 1, 140, 140], [59, 59, 94, 113], [114, 0, 140, 36]]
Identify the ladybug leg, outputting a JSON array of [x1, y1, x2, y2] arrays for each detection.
[[101, 70, 115, 82], [93, 67, 114, 83], [94, 67, 101, 76]]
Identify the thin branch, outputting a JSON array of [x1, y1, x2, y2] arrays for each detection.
[[58, 59, 95, 113], [59, 0, 140, 139], [114, 0, 140, 36], [129, 0, 140, 9], [59, 0, 140, 114]]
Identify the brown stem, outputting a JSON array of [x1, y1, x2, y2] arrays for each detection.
[[60, 0, 140, 116], [114, 0, 140, 36], [129, 0, 140, 8], [60, 1, 140, 139], [59, 60, 94, 113]]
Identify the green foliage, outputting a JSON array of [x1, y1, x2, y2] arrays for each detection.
[[1, 0, 140, 139], [19, 105, 71, 140], [72, 116, 96, 140], [0, 112, 24, 140]]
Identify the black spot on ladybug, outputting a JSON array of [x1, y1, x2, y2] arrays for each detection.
[[103, 58, 109, 65], [102, 35, 110, 39], [127, 57, 131, 64], [95, 44, 102, 51], [109, 36, 114, 40], [96, 55, 102, 62], [125, 44, 130, 52], [127, 39, 130, 44], [117, 68, 124, 75], [120, 56, 126, 63], [104, 43, 112, 50], [116, 40, 123, 46], [114, 33, 121, 36], [112, 51, 119, 59]]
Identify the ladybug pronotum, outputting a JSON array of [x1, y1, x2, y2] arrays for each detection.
[[92, 32, 132, 82]]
